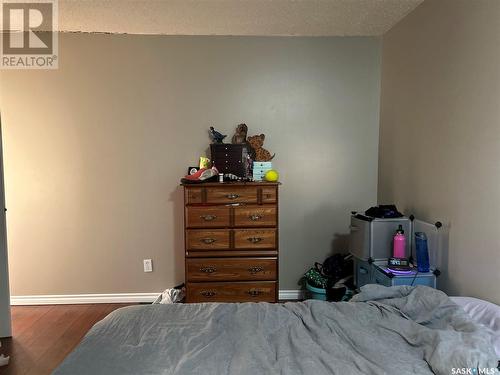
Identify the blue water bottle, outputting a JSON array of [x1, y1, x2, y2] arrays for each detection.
[[415, 232, 430, 272]]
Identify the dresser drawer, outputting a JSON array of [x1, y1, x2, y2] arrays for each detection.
[[186, 230, 230, 250], [234, 229, 276, 249], [261, 186, 277, 203], [187, 281, 276, 303], [185, 187, 203, 204], [234, 205, 277, 227], [186, 207, 230, 228], [186, 258, 277, 282], [206, 187, 258, 204]]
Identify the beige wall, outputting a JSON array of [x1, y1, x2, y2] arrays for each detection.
[[379, 0, 500, 303], [0, 34, 381, 295]]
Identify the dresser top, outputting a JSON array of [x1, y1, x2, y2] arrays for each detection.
[[181, 181, 280, 187]]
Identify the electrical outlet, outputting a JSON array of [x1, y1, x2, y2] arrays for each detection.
[[143, 259, 153, 272]]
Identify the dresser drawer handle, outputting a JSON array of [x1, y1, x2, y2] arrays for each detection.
[[249, 214, 262, 221], [200, 214, 217, 221], [247, 237, 263, 243], [247, 289, 263, 297], [201, 238, 216, 244], [200, 290, 216, 297], [226, 193, 239, 199], [248, 266, 264, 274], [200, 266, 217, 273]]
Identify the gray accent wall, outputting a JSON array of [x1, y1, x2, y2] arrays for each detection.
[[0, 34, 380, 295], [379, 0, 500, 304]]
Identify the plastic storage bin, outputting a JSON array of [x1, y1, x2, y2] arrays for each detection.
[[253, 162, 273, 182], [353, 258, 372, 288], [351, 215, 445, 289], [354, 260, 437, 289], [372, 262, 436, 288], [349, 214, 410, 261]]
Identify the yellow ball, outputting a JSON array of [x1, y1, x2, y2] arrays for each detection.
[[264, 169, 279, 182]]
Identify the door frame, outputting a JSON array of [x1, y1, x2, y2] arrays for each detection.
[[0, 117, 12, 338]]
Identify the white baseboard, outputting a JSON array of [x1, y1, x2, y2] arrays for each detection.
[[279, 289, 305, 300], [10, 293, 160, 305], [11, 290, 304, 305]]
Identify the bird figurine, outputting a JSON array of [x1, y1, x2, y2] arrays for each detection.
[[209, 126, 226, 143]]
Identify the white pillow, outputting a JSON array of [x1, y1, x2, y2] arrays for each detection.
[[451, 296, 500, 357]]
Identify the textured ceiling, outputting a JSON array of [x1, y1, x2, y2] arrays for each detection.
[[57, 0, 424, 36]]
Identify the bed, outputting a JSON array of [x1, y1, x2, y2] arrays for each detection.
[[450, 296, 500, 357], [54, 285, 499, 375]]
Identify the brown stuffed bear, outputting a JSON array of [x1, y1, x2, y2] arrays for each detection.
[[247, 134, 275, 162]]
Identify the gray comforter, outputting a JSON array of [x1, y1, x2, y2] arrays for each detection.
[[55, 286, 498, 375]]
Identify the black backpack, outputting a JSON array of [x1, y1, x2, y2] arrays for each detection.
[[316, 254, 354, 302], [318, 254, 352, 283]]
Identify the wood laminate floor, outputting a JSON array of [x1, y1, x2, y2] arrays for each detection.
[[0, 304, 136, 375]]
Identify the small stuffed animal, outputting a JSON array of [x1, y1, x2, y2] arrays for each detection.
[[247, 134, 275, 162], [232, 123, 248, 144]]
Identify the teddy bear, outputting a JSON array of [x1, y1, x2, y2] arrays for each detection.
[[247, 134, 275, 162]]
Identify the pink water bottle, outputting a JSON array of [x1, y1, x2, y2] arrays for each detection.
[[393, 225, 406, 259]]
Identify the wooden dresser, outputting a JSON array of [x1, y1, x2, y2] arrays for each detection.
[[183, 182, 279, 303]]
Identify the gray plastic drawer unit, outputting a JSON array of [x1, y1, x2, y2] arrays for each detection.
[[349, 214, 410, 261], [354, 258, 437, 289], [372, 262, 437, 288], [353, 258, 372, 288]]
